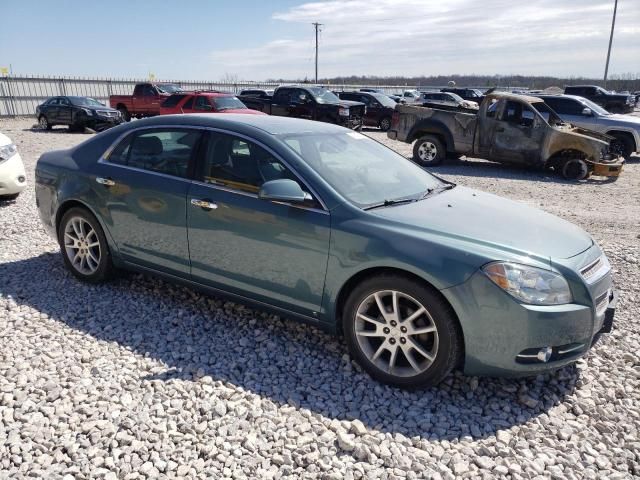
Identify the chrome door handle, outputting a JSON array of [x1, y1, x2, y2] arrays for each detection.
[[96, 177, 115, 186], [191, 198, 218, 210]]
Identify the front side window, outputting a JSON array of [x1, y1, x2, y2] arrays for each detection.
[[162, 94, 187, 108], [182, 96, 195, 110], [194, 96, 211, 110], [142, 85, 156, 96], [486, 99, 499, 118], [501, 101, 535, 127], [212, 96, 247, 111], [59, 98, 71, 106], [108, 128, 201, 178], [198, 132, 317, 206], [281, 131, 442, 208]]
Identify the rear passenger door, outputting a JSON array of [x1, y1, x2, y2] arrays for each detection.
[[186, 131, 330, 315], [95, 127, 203, 275], [57, 97, 73, 125]]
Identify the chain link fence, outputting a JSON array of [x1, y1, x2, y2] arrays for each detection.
[[0, 74, 509, 117]]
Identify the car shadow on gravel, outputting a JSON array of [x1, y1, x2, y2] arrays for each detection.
[[426, 158, 622, 184], [1, 253, 581, 442]]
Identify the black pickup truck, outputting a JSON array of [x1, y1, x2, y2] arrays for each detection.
[[238, 86, 365, 129], [564, 85, 636, 114]]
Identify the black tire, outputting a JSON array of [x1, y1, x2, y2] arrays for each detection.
[[412, 135, 446, 166], [38, 115, 52, 131], [610, 133, 634, 160], [379, 116, 392, 132], [343, 274, 462, 388], [117, 106, 131, 122], [58, 207, 114, 283], [561, 158, 589, 180]]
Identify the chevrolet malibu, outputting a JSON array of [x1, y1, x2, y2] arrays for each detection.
[[35, 114, 617, 388]]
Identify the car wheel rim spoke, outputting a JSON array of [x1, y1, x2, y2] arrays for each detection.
[[355, 290, 439, 377], [64, 216, 101, 275]]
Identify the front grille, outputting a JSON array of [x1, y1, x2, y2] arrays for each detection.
[[97, 110, 119, 118], [580, 255, 610, 283]]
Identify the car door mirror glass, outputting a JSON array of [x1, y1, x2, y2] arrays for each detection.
[[258, 179, 308, 203]]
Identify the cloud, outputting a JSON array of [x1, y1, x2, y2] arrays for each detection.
[[210, 0, 640, 80]]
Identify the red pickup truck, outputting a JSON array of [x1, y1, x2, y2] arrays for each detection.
[[109, 83, 182, 121]]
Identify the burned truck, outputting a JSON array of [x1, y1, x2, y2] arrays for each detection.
[[388, 92, 624, 180]]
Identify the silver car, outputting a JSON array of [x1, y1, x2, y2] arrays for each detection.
[[539, 94, 639, 159]]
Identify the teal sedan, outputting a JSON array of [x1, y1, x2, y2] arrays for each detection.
[[35, 114, 617, 388]]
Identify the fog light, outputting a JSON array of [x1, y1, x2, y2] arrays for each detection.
[[537, 347, 553, 363], [18, 176, 26, 183]]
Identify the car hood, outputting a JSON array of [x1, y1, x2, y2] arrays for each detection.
[[219, 108, 267, 115], [606, 114, 640, 127], [336, 100, 365, 108], [371, 186, 592, 260]]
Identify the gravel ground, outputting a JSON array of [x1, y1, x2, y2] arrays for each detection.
[[1, 117, 639, 479]]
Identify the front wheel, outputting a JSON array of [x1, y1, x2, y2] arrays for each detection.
[[413, 135, 446, 166], [117, 106, 131, 122], [58, 207, 113, 283], [343, 275, 462, 388], [39, 115, 52, 130], [379, 116, 391, 132], [610, 134, 634, 160], [561, 158, 589, 180]]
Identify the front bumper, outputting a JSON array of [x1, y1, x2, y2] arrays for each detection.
[[441, 271, 615, 377], [339, 116, 363, 130], [589, 158, 624, 178], [0, 153, 27, 196]]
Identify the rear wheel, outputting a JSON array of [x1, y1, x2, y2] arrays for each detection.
[[413, 135, 446, 166], [379, 116, 391, 132], [39, 115, 52, 130], [117, 106, 131, 122], [58, 207, 113, 283], [343, 274, 462, 388]]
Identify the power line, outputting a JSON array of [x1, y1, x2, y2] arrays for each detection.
[[603, 0, 618, 88], [312, 22, 323, 84]]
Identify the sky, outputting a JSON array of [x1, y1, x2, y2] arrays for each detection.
[[1, 0, 638, 81]]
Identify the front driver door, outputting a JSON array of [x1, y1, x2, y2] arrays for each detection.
[[490, 100, 546, 165], [94, 127, 203, 275], [58, 97, 73, 125], [187, 131, 330, 316]]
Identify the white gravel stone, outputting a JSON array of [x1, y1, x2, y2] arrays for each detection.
[[0, 118, 638, 479]]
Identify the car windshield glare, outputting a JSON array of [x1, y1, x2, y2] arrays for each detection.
[[371, 93, 397, 108], [212, 96, 246, 110], [308, 87, 341, 104], [157, 84, 182, 94], [280, 132, 443, 207], [70, 97, 104, 107]]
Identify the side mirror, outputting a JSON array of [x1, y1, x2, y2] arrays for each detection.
[[258, 179, 310, 203], [581, 107, 592, 116]]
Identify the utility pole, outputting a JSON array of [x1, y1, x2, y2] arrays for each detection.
[[603, 0, 618, 88], [312, 22, 322, 84]]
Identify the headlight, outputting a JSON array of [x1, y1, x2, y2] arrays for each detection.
[[0, 143, 18, 163], [338, 107, 350, 117], [81, 108, 95, 116], [482, 262, 572, 305]]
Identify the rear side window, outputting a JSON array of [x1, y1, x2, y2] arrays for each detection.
[[162, 94, 187, 108], [107, 128, 202, 178], [544, 98, 582, 115], [274, 88, 292, 103]]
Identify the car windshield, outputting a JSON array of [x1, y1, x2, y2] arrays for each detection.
[[157, 84, 182, 94], [580, 98, 610, 116], [447, 93, 464, 102], [212, 96, 247, 110], [469, 89, 483, 97], [371, 93, 397, 108], [308, 87, 341, 104], [280, 131, 444, 208], [68, 96, 104, 107]]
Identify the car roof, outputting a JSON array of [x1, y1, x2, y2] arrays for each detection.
[[126, 113, 349, 135], [535, 94, 584, 101], [174, 91, 234, 97], [486, 92, 544, 103]]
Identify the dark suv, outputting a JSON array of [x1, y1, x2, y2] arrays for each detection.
[[337, 91, 396, 131], [564, 85, 635, 114], [440, 87, 485, 104]]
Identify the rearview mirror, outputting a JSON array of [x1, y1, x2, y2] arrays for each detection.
[[581, 107, 592, 116], [258, 179, 310, 203]]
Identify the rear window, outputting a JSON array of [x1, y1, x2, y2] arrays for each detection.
[[162, 94, 187, 108]]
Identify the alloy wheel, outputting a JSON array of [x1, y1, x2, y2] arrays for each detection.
[[417, 141, 438, 162], [63, 216, 101, 275], [354, 290, 439, 377], [39, 116, 48, 129]]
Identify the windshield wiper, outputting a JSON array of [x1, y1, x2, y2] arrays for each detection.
[[420, 183, 456, 199], [363, 198, 417, 211]]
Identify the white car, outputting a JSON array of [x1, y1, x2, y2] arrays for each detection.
[[420, 91, 479, 110], [401, 90, 422, 104], [0, 132, 27, 200]]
